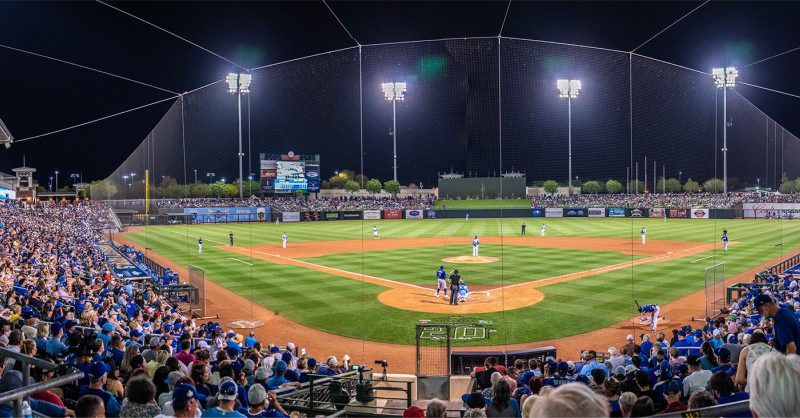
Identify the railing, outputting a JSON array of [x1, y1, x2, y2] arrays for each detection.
[[656, 399, 749, 417], [0, 347, 84, 418], [767, 251, 800, 275]]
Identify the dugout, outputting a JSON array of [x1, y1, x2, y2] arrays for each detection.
[[449, 346, 556, 375], [438, 177, 526, 199]]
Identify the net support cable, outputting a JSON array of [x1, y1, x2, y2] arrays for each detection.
[[743, 45, 800, 68], [630, 0, 711, 53], [322, 0, 360, 46], [498, 0, 512, 36], [96, 0, 247, 71], [732, 90, 800, 143], [738, 81, 800, 100]]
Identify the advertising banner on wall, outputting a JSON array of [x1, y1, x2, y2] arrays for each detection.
[[363, 210, 381, 220], [607, 208, 626, 217], [649, 208, 665, 218], [256, 207, 269, 222], [691, 208, 710, 219], [563, 208, 588, 217], [669, 208, 689, 218], [324, 212, 339, 220], [425, 210, 437, 219], [340, 211, 363, 220], [545, 208, 563, 217], [184, 207, 272, 223], [531, 208, 545, 217], [305, 162, 320, 193], [384, 210, 403, 219], [302, 211, 322, 221], [405, 209, 424, 219], [588, 208, 606, 218], [743, 203, 800, 218], [627, 208, 649, 218], [282, 212, 301, 222]]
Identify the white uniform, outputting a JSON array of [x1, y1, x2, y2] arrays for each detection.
[[541, 224, 546, 237], [282, 233, 287, 248], [373, 226, 379, 239], [276, 218, 280, 226], [465, 213, 469, 221], [641, 228, 646, 245], [198, 238, 203, 254], [472, 237, 480, 257]]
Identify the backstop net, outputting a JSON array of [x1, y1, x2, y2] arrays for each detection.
[[704, 262, 726, 319], [187, 264, 206, 317]]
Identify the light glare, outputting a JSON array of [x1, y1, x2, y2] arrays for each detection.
[[712, 67, 737, 88], [557, 79, 581, 98], [382, 82, 407, 101]]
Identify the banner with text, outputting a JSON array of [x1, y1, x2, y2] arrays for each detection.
[[282, 211, 301, 222], [531, 208, 545, 218], [743, 203, 800, 218], [607, 207, 626, 217], [691, 208, 710, 219], [588, 208, 606, 218], [545, 208, 563, 218], [405, 209, 424, 219], [649, 208, 665, 218], [563, 208, 588, 217], [363, 210, 381, 220], [384, 210, 403, 219], [669, 208, 689, 218]]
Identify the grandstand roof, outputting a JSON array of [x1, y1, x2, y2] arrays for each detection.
[[1, 1, 799, 182]]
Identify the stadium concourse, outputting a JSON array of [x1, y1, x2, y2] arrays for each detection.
[[1, 197, 800, 418]]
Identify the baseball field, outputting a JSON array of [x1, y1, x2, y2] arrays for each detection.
[[119, 217, 800, 348]]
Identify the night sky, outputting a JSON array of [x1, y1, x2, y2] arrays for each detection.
[[1, 1, 799, 187]]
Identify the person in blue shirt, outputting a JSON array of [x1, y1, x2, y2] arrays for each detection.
[[45, 323, 67, 357], [435, 265, 447, 298], [580, 351, 609, 378], [638, 303, 660, 333], [754, 294, 800, 354], [710, 348, 736, 376], [237, 384, 289, 418], [708, 372, 750, 418], [78, 361, 121, 417], [202, 380, 245, 417], [721, 229, 729, 252]]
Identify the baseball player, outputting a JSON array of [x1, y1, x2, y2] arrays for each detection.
[[449, 269, 461, 305], [472, 235, 480, 257], [638, 303, 660, 332], [465, 213, 469, 221], [641, 227, 646, 245], [276, 217, 280, 226], [229, 232, 234, 246], [721, 228, 729, 252], [521, 222, 526, 235], [663, 210, 667, 223], [373, 225, 379, 239], [457, 281, 470, 303], [281, 232, 287, 248], [540, 223, 546, 237], [198, 237, 203, 253], [435, 265, 448, 298]]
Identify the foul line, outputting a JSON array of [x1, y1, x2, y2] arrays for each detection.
[[690, 255, 716, 263], [227, 257, 253, 266]]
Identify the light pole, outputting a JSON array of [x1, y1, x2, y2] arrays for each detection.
[[557, 79, 581, 195], [194, 169, 198, 184], [49, 176, 53, 192], [70, 173, 79, 185], [382, 81, 407, 182], [248, 173, 255, 196], [756, 178, 760, 190], [679, 171, 682, 184], [226, 72, 252, 199], [206, 172, 215, 184], [712, 67, 738, 194], [54, 170, 59, 190]]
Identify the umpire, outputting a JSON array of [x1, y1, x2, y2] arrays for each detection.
[[449, 269, 461, 305]]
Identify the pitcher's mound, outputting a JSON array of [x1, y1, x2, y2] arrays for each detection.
[[442, 256, 499, 264], [629, 316, 671, 327]]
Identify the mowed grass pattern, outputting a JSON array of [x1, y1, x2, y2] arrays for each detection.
[[125, 218, 800, 345]]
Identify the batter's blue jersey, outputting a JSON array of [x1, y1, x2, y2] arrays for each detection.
[[641, 304, 658, 313], [437, 269, 446, 280], [722, 234, 729, 242]]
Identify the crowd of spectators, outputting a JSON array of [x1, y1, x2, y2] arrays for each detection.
[[138, 195, 435, 211], [530, 192, 800, 209]]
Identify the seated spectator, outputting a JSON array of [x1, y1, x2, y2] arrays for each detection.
[[237, 383, 289, 418], [529, 383, 610, 417], [698, 341, 719, 370], [748, 351, 800, 418], [485, 378, 519, 417], [315, 356, 341, 377], [581, 351, 608, 379], [602, 378, 622, 417], [687, 390, 717, 410], [618, 392, 637, 418], [426, 398, 447, 417], [659, 380, 687, 413], [710, 347, 735, 376], [465, 392, 488, 416], [682, 355, 711, 397], [79, 361, 121, 417], [708, 372, 750, 418], [156, 383, 203, 418], [203, 379, 246, 417], [630, 396, 653, 417], [75, 395, 105, 418], [121, 375, 162, 418]]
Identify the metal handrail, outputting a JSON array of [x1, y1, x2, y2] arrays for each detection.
[[0, 347, 84, 417], [656, 399, 749, 417], [0, 369, 84, 404], [0, 347, 59, 370]]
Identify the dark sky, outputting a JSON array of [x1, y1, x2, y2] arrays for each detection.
[[1, 1, 799, 187]]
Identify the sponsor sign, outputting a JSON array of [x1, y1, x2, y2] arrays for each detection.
[[608, 207, 626, 217], [384, 210, 403, 219], [256, 207, 269, 222], [305, 162, 320, 192], [341, 211, 363, 220], [363, 210, 381, 220], [325, 212, 340, 220], [405, 209, 423, 219], [649, 208, 665, 218], [691, 208, 710, 219], [743, 203, 800, 219], [183, 207, 271, 223], [588, 208, 606, 218], [282, 212, 301, 222], [628, 208, 647, 218], [669, 208, 689, 218], [545, 208, 563, 218], [426, 210, 437, 219], [563, 208, 588, 217], [302, 211, 322, 221], [531, 208, 545, 218]]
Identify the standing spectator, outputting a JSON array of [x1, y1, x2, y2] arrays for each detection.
[[683, 355, 712, 397], [472, 357, 500, 391], [753, 294, 800, 354], [734, 332, 772, 391], [175, 340, 196, 367]]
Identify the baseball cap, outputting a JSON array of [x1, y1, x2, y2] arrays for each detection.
[[574, 375, 590, 385], [102, 323, 114, 332], [556, 361, 569, 374], [677, 330, 686, 337], [244, 359, 255, 372], [130, 355, 145, 370], [165, 371, 183, 388], [624, 364, 638, 374], [716, 347, 732, 362], [272, 360, 287, 373], [659, 363, 673, 379], [88, 361, 109, 380], [614, 365, 625, 376], [218, 380, 238, 401], [173, 383, 205, 404], [663, 380, 682, 395], [130, 329, 143, 338], [327, 356, 339, 367], [270, 346, 281, 354], [197, 340, 209, 349], [754, 294, 773, 311], [255, 367, 269, 381], [626, 334, 634, 341], [281, 352, 293, 364], [403, 406, 425, 418], [440, 265, 444, 269], [248, 383, 268, 405], [286, 342, 296, 350], [50, 323, 63, 336], [466, 392, 485, 408], [308, 358, 317, 368]]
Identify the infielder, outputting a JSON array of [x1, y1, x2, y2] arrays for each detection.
[[281, 232, 287, 248], [540, 223, 546, 237], [638, 303, 660, 332], [641, 227, 646, 245], [435, 265, 448, 298], [198, 237, 203, 253], [721, 228, 729, 252], [373, 225, 379, 239], [472, 235, 480, 257]]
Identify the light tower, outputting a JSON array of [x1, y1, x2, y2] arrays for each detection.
[[712, 67, 738, 193], [382, 81, 407, 182], [557, 79, 581, 195], [226, 72, 252, 198]]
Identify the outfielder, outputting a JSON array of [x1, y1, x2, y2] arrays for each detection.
[[521, 222, 526, 235], [229, 232, 234, 246], [276, 217, 280, 226], [465, 213, 469, 221], [540, 223, 546, 237], [281, 232, 288, 248], [638, 303, 660, 332], [641, 227, 646, 245], [435, 265, 448, 298], [198, 237, 203, 253], [721, 228, 729, 252], [373, 225, 379, 239], [472, 235, 480, 257]]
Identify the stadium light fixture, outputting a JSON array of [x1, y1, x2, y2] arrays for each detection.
[[0, 118, 13, 149], [382, 82, 407, 182], [712, 67, 737, 194], [227, 72, 251, 199], [557, 79, 581, 195], [54, 170, 59, 190], [206, 172, 216, 184]]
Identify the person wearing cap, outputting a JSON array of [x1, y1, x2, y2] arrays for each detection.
[[236, 383, 289, 418], [580, 350, 609, 379], [658, 380, 687, 413], [46, 322, 67, 357], [708, 372, 749, 415], [158, 371, 186, 407], [78, 361, 121, 417], [0, 370, 72, 418], [267, 361, 300, 391], [710, 348, 735, 376], [279, 352, 299, 382], [620, 334, 638, 357], [682, 355, 712, 397], [155, 383, 204, 418], [126, 328, 143, 347], [316, 356, 341, 377], [202, 379, 245, 417], [754, 293, 800, 354]]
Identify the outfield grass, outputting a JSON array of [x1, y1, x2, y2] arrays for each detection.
[[124, 218, 800, 345], [433, 199, 531, 210]]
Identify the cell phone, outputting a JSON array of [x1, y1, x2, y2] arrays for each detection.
[[352, 365, 359, 370]]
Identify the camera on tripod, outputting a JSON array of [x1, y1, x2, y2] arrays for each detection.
[[374, 360, 388, 368]]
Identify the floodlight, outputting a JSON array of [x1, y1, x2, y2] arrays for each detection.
[[382, 82, 407, 101], [557, 79, 581, 99], [712, 67, 737, 193], [226, 72, 252, 94], [0, 118, 12, 149], [712, 67, 737, 88]]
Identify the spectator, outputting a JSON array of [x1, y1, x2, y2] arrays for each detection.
[[316, 356, 341, 377], [618, 392, 637, 418], [121, 375, 162, 418], [156, 383, 203, 418], [734, 332, 771, 391], [426, 398, 447, 417], [658, 380, 687, 413], [687, 390, 717, 410], [708, 372, 750, 417], [486, 378, 519, 417], [0, 370, 70, 418], [465, 392, 487, 416], [159, 371, 186, 407], [202, 380, 245, 417], [633, 370, 665, 412], [75, 395, 105, 418], [682, 355, 711, 397], [237, 383, 289, 418], [639, 335, 652, 361], [602, 378, 622, 417], [621, 335, 638, 357], [629, 396, 653, 417], [608, 347, 625, 370], [175, 340, 196, 367], [753, 294, 800, 354], [581, 351, 608, 379], [472, 357, 500, 390], [698, 341, 718, 370], [748, 351, 800, 418], [529, 383, 609, 417], [79, 361, 121, 417]]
